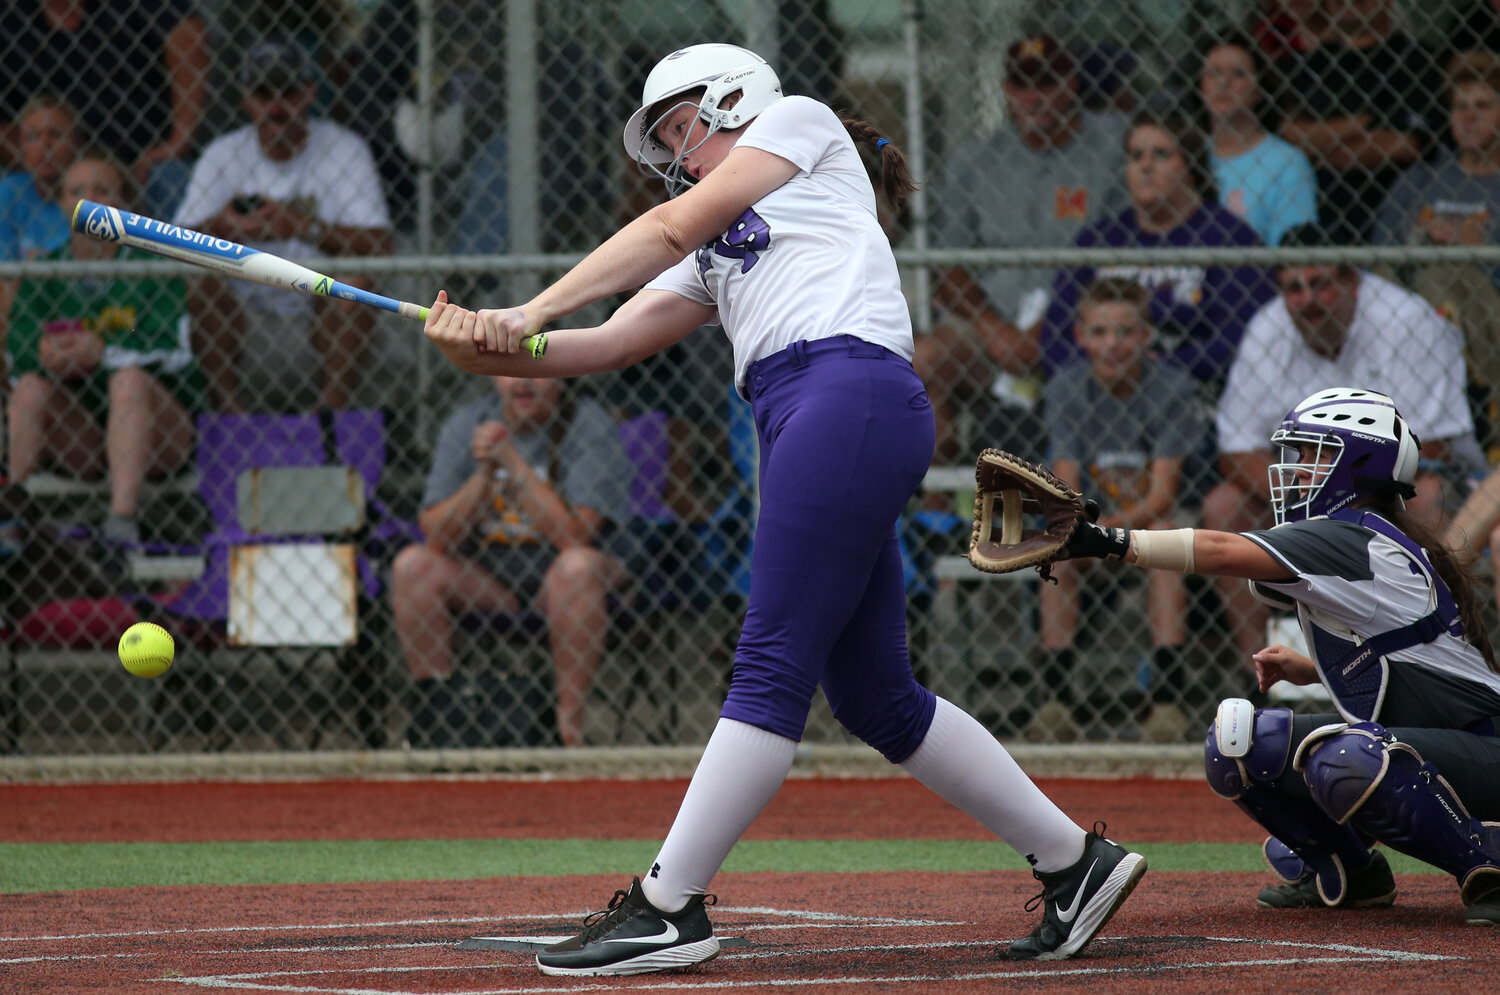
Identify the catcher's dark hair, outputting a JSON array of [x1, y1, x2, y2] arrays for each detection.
[[1078, 276, 1150, 322], [1367, 494, 1499, 675]]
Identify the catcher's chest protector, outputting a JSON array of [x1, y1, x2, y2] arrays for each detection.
[[1303, 510, 1461, 722]]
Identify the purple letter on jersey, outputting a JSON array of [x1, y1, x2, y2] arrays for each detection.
[[698, 208, 771, 275]]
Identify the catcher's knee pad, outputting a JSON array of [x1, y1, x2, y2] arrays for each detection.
[[1205, 703, 1370, 906], [1203, 700, 1294, 799], [1301, 723, 1500, 894]]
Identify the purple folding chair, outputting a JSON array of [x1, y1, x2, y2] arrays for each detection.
[[149, 409, 415, 749]]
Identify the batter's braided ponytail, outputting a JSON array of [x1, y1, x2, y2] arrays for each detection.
[[840, 117, 916, 212]]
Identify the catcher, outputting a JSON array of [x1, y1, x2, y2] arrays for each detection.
[[971, 386, 1500, 925]]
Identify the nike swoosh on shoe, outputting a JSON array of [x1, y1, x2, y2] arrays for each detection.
[[1055, 859, 1100, 924], [600, 921, 680, 945]]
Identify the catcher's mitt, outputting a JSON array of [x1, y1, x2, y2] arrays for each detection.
[[967, 448, 1088, 583]]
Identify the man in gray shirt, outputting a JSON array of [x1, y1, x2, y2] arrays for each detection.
[[918, 34, 1129, 461], [390, 376, 634, 749], [1373, 51, 1500, 396]]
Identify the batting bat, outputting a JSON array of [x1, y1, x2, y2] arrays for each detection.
[[72, 199, 435, 322]]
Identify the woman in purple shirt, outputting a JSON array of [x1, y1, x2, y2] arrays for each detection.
[[1041, 106, 1277, 387]]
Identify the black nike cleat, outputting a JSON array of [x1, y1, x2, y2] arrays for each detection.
[[536, 878, 720, 976], [1005, 823, 1147, 960]]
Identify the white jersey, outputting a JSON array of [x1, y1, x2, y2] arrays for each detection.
[[175, 119, 391, 316], [1217, 271, 1475, 455], [1245, 515, 1500, 721], [645, 95, 912, 395]]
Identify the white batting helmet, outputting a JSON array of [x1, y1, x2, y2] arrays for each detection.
[[622, 43, 783, 195]]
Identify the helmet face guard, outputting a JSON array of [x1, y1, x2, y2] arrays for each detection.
[[623, 44, 783, 198], [1266, 388, 1419, 524], [1268, 429, 1347, 524]]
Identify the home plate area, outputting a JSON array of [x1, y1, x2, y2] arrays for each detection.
[[152, 904, 1465, 994]]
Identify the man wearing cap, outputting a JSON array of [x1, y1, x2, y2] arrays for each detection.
[[917, 34, 1130, 462], [175, 37, 393, 413]]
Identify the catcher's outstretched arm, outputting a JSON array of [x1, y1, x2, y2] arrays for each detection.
[[967, 447, 1294, 582], [1072, 521, 1293, 581]]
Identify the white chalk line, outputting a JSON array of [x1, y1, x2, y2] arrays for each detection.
[[5, 907, 1465, 992], [0, 906, 956, 950], [152, 945, 1468, 995]]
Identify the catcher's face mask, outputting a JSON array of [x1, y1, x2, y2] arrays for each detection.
[[1266, 388, 1418, 524], [1268, 433, 1341, 525]]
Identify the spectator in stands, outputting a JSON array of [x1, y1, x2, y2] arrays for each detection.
[[1019, 0, 1254, 104], [1200, 32, 1318, 246], [1204, 221, 1482, 671], [1374, 51, 1500, 404], [1040, 104, 1276, 391], [0, 94, 78, 263], [0, 1, 208, 217], [918, 34, 1129, 461], [175, 36, 393, 413], [1251, 0, 1323, 67], [1037, 278, 1203, 743], [1277, 0, 1442, 243], [391, 376, 634, 749], [5, 149, 204, 546], [206, 0, 351, 120], [0, 94, 80, 331]]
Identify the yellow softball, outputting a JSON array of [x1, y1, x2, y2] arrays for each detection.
[[118, 622, 175, 679]]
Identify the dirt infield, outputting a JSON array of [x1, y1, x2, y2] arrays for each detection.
[[1, 776, 1249, 843], [4, 872, 1491, 994], [3, 777, 1496, 993]]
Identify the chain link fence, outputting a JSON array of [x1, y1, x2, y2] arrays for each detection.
[[4, 0, 1500, 772]]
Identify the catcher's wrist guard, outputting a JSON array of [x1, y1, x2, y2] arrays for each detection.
[[1066, 521, 1130, 561]]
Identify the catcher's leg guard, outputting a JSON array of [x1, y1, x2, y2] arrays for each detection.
[[1300, 722, 1500, 903], [1204, 702, 1373, 906]]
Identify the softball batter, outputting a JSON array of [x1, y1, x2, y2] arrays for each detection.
[[423, 42, 1145, 975], [1060, 386, 1500, 923]]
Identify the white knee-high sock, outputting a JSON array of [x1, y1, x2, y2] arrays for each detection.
[[901, 696, 1086, 872], [640, 717, 799, 913]]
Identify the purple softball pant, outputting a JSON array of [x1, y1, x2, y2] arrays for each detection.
[[721, 335, 938, 763]]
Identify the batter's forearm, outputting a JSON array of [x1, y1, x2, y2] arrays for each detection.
[[524, 210, 688, 326], [433, 324, 633, 378]]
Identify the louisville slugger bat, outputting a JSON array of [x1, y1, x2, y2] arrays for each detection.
[[70, 199, 552, 358], [71, 198, 431, 320]]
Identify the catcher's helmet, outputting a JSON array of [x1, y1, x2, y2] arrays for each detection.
[[1268, 387, 1420, 524], [622, 43, 783, 196]]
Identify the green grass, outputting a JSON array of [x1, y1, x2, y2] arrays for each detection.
[[0, 839, 1445, 894]]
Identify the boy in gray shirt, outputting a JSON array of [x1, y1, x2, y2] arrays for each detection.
[[1037, 278, 1204, 743]]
